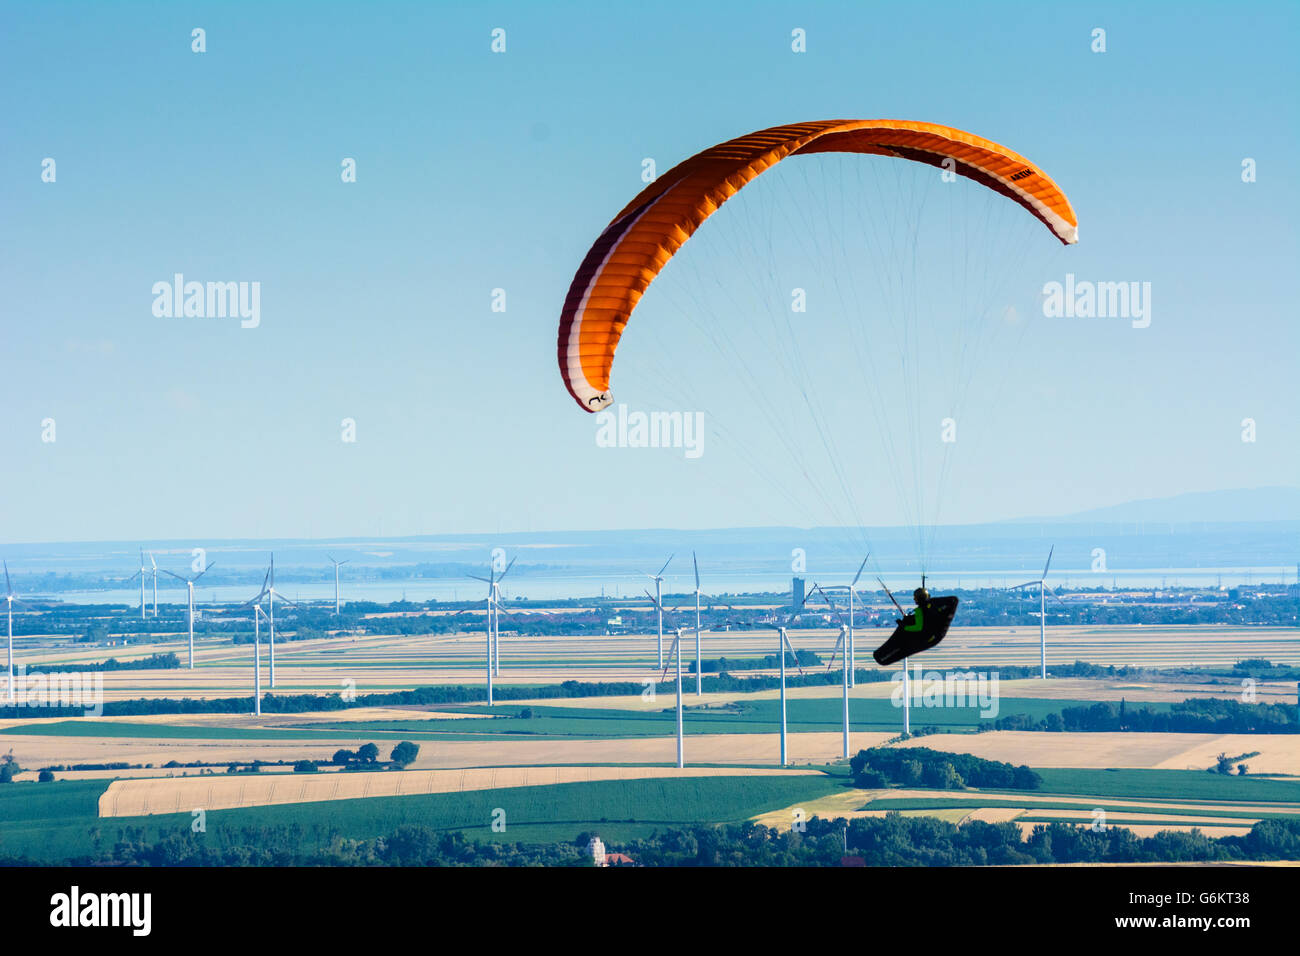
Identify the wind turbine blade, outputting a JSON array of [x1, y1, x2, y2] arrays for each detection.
[[782, 631, 805, 676], [643, 589, 665, 614], [657, 554, 674, 578], [826, 632, 845, 671], [467, 574, 492, 583], [3, 561, 10, 596], [1042, 545, 1055, 580], [1045, 585, 1067, 607], [692, 552, 700, 592], [661, 634, 682, 682], [851, 554, 870, 588], [193, 562, 214, 584], [149, 552, 157, 570], [498, 556, 517, 582], [124, 571, 143, 585], [161, 570, 187, 583], [1007, 581, 1039, 590], [876, 577, 905, 615], [240, 590, 269, 608], [814, 584, 848, 629]]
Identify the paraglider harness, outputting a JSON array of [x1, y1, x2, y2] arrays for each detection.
[[872, 575, 959, 667]]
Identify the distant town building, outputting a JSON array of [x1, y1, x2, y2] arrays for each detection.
[[792, 576, 805, 608]]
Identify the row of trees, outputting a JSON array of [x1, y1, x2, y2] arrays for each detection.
[[992, 697, 1297, 735], [10, 814, 1298, 867], [850, 747, 1042, 791]]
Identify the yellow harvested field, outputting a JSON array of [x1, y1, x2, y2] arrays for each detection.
[[99, 765, 821, 817], [0, 705, 473, 732], [9, 624, 1298, 703], [2, 730, 895, 776], [891, 731, 1300, 774], [750, 788, 877, 828], [1025, 808, 1260, 827], [965, 807, 1025, 824], [1014, 822, 1254, 839]]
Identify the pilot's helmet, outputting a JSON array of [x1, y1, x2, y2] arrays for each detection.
[[913, 587, 929, 604]]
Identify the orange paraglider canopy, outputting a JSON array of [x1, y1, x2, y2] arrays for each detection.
[[556, 119, 1077, 413]]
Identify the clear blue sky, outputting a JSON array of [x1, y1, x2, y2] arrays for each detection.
[[1, 1, 1296, 544]]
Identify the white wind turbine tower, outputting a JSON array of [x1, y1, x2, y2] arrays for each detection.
[[727, 608, 807, 766], [250, 585, 269, 716], [327, 555, 347, 615], [876, 577, 914, 735], [844, 556, 869, 688], [768, 621, 805, 766], [807, 583, 854, 759], [469, 555, 515, 682], [242, 555, 296, 688], [149, 552, 159, 617], [4, 562, 30, 704], [644, 589, 705, 769], [161, 562, 215, 669], [646, 554, 673, 669], [123, 548, 150, 621], [242, 568, 270, 715], [690, 552, 706, 695], [1009, 546, 1062, 679]]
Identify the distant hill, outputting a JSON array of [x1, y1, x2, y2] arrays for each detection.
[[1009, 487, 1300, 525]]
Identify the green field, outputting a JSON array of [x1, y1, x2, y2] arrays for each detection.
[[863, 796, 1300, 822], [0, 697, 1108, 743], [0, 773, 845, 863], [1024, 767, 1300, 803]]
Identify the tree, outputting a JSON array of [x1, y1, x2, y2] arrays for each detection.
[[390, 741, 420, 767], [293, 760, 319, 773], [38, 769, 55, 782], [331, 749, 356, 765], [357, 743, 380, 763]]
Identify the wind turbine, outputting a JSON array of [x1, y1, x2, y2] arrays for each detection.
[[1008, 546, 1063, 679], [4, 562, 29, 704], [725, 609, 806, 767], [469, 555, 515, 683], [820, 555, 869, 689], [806, 583, 853, 759], [327, 555, 347, 616], [251, 602, 267, 716], [876, 576, 913, 735], [767, 619, 805, 767], [123, 548, 150, 621], [242, 555, 296, 687], [149, 552, 159, 617], [691, 552, 705, 696], [161, 562, 215, 669], [646, 554, 673, 669], [241, 568, 270, 715], [644, 589, 705, 769]]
